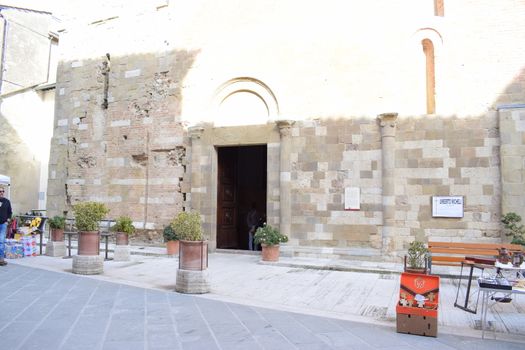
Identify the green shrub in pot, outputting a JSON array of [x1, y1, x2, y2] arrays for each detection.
[[73, 202, 110, 231], [48, 215, 66, 230], [170, 211, 203, 241], [112, 216, 135, 235]]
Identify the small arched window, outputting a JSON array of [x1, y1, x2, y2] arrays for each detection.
[[434, 0, 444, 17], [422, 39, 435, 114]]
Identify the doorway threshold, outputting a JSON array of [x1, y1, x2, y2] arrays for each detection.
[[216, 249, 260, 256]]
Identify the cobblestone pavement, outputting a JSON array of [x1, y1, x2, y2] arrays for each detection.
[[1, 262, 524, 349]]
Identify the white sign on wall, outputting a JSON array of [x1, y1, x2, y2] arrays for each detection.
[[344, 187, 360, 210], [432, 196, 464, 218]]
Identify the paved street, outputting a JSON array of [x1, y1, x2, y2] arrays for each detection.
[[1, 254, 525, 349]]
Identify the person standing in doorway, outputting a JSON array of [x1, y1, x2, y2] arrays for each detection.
[[247, 203, 260, 251], [0, 186, 12, 266]]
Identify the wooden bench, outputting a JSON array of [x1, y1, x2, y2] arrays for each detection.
[[428, 241, 525, 271]]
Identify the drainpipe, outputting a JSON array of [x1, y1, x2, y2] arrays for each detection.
[[0, 10, 7, 95]]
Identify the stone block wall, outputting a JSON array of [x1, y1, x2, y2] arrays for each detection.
[[500, 108, 525, 220], [48, 48, 197, 228], [394, 115, 501, 249], [46, 1, 525, 256], [286, 118, 383, 259], [282, 113, 506, 259]]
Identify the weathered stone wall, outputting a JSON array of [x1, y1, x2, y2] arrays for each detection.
[[498, 67, 525, 225], [48, 1, 525, 255], [500, 107, 525, 220], [394, 115, 501, 248], [287, 119, 383, 258], [47, 8, 197, 228], [48, 50, 196, 227]]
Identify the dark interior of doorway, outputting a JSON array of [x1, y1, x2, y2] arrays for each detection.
[[217, 145, 267, 250]]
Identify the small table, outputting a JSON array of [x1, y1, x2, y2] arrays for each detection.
[[454, 257, 495, 314], [478, 279, 525, 339], [495, 261, 525, 279], [478, 261, 525, 339]]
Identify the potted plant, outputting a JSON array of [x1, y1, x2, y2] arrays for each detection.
[[45, 215, 67, 257], [163, 224, 180, 256], [501, 212, 525, 246], [405, 240, 428, 274], [74, 202, 110, 256], [111, 215, 134, 261], [173, 211, 209, 294], [112, 216, 135, 246], [254, 224, 288, 262], [171, 211, 207, 270], [48, 215, 66, 242]]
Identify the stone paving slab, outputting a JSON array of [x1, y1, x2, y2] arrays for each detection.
[[4, 246, 525, 346], [1, 264, 525, 350]]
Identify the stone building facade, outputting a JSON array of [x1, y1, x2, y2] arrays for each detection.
[[0, 5, 58, 213], [48, 0, 525, 260]]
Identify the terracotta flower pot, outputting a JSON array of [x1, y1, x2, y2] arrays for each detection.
[[261, 244, 280, 262], [51, 228, 64, 242], [115, 232, 129, 245], [77, 231, 100, 256], [166, 240, 179, 255], [179, 240, 208, 270]]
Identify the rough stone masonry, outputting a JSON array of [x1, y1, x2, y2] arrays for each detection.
[[47, 1, 525, 260]]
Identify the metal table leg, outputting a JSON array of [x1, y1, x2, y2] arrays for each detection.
[[105, 234, 109, 260], [63, 233, 72, 259], [480, 290, 487, 339], [101, 233, 112, 261], [454, 261, 484, 314]]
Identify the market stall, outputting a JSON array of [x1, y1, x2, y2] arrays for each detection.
[[4, 215, 46, 259]]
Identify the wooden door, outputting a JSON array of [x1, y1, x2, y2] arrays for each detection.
[[217, 148, 238, 248]]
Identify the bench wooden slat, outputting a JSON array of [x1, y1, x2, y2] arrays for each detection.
[[430, 256, 465, 263], [428, 242, 523, 251], [429, 247, 499, 256], [431, 261, 463, 266]]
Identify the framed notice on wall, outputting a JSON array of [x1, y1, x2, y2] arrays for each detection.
[[432, 196, 464, 218], [344, 187, 360, 210]]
